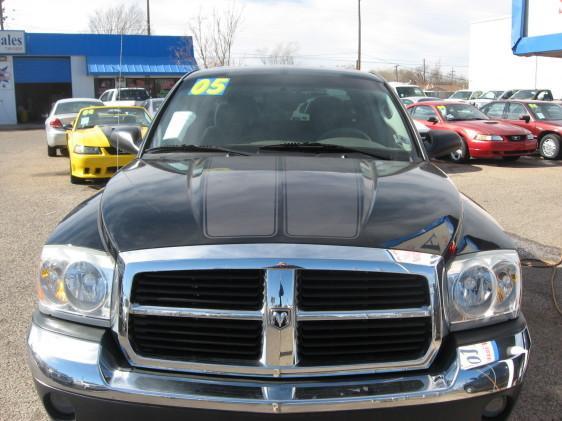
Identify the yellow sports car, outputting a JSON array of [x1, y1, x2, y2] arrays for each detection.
[[67, 106, 151, 184]]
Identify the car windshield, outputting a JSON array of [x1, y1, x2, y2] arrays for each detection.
[[395, 86, 425, 98], [511, 90, 536, 100], [435, 103, 489, 121], [118, 89, 149, 101], [76, 107, 151, 129], [528, 103, 562, 120], [147, 73, 419, 161], [450, 91, 472, 100], [54, 101, 101, 115]]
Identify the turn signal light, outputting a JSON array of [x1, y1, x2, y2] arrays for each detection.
[[49, 118, 63, 129]]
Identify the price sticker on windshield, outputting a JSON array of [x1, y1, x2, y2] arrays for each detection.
[[189, 78, 230, 96]]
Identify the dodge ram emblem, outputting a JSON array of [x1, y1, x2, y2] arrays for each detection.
[[269, 309, 290, 329]]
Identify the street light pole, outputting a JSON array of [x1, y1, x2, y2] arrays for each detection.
[[146, 0, 151, 35], [0, 0, 5, 31], [356, 0, 362, 70]]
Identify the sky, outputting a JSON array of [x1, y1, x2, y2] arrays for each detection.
[[4, 0, 512, 75]]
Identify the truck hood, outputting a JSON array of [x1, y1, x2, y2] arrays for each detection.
[[451, 120, 529, 135], [100, 156, 463, 255]]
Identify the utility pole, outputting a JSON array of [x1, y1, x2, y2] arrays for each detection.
[[422, 58, 427, 84], [0, 0, 5, 31], [356, 0, 361, 70], [146, 0, 151, 35], [449, 67, 455, 83], [394, 64, 399, 82]]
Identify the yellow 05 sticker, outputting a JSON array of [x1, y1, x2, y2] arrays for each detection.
[[189, 78, 230, 96]]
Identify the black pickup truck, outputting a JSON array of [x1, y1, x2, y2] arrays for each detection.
[[28, 68, 530, 421]]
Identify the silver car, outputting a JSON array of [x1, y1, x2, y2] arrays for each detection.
[[44, 98, 103, 156], [143, 98, 164, 117]]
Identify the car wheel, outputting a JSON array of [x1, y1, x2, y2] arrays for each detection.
[[47, 145, 57, 157], [539, 134, 561, 160], [450, 139, 470, 163], [502, 156, 520, 162]]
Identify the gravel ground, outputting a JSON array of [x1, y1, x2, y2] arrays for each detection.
[[0, 130, 560, 420]]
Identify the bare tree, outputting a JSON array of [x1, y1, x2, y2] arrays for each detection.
[[257, 43, 299, 65], [88, 3, 147, 35], [186, 3, 243, 68]]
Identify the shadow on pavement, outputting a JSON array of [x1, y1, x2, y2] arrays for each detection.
[[433, 160, 483, 174]]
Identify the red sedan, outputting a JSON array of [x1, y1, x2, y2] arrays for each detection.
[[480, 100, 562, 159], [407, 101, 536, 162]]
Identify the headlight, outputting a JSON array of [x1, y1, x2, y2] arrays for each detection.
[[38, 245, 114, 326], [526, 134, 534, 140], [74, 145, 101, 154], [474, 134, 503, 141], [445, 250, 521, 331]]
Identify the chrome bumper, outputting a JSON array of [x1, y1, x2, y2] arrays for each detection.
[[27, 321, 530, 415]]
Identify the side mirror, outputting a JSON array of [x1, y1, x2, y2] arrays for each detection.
[[519, 114, 531, 123], [427, 116, 439, 124], [62, 124, 73, 131], [424, 130, 463, 159], [108, 126, 143, 154]]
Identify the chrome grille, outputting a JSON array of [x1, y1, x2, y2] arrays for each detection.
[[116, 244, 443, 378], [131, 269, 265, 310], [297, 270, 430, 310]]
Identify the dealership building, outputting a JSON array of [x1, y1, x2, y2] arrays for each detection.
[[0, 31, 197, 125], [469, 0, 562, 97]]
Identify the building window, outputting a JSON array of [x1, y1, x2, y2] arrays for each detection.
[[94, 78, 116, 98]]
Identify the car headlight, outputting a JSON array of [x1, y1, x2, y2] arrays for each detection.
[[474, 134, 503, 141], [445, 250, 521, 331], [38, 245, 114, 326], [526, 134, 534, 140], [74, 145, 101, 154]]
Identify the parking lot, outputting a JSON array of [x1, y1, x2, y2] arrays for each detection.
[[0, 129, 561, 420]]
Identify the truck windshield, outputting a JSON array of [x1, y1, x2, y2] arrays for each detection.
[[449, 91, 472, 100], [118, 89, 149, 101], [148, 73, 420, 161]]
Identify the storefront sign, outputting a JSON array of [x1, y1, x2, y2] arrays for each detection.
[[0, 56, 12, 89], [0, 31, 26, 54]]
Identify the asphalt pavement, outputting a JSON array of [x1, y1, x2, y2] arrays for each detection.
[[0, 130, 560, 420]]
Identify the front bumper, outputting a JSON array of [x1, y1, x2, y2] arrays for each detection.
[[470, 140, 537, 158], [70, 152, 134, 179], [27, 313, 530, 420]]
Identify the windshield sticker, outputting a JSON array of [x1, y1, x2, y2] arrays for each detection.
[[82, 109, 94, 116], [436, 105, 446, 116], [80, 116, 90, 126], [189, 78, 230, 96], [536, 112, 545, 119], [528, 104, 538, 109]]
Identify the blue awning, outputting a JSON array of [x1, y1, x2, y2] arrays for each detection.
[[87, 56, 196, 76]]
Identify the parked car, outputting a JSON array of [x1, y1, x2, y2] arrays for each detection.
[[424, 90, 453, 99], [28, 67, 530, 421], [401, 96, 441, 106], [408, 101, 536, 162], [481, 100, 562, 159], [66, 106, 151, 184], [44, 98, 103, 156], [510, 89, 553, 101], [447, 90, 483, 104], [100, 88, 150, 106], [388, 82, 426, 98], [472, 90, 518, 108], [143, 98, 165, 117]]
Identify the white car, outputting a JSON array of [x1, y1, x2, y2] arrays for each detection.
[[472, 90, 518, 108], [44, 98, 103, 156], [99, 88, 150, 106], [388, 82, 426, 99], [446, 90, 483, 104], [142, 98, 165, 117]]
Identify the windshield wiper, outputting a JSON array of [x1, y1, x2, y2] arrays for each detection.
[[257, 142, 391, 160], [143, 144, 251, 156]]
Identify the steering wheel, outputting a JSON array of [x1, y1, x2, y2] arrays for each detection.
[[318, 127, 372, 142]]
